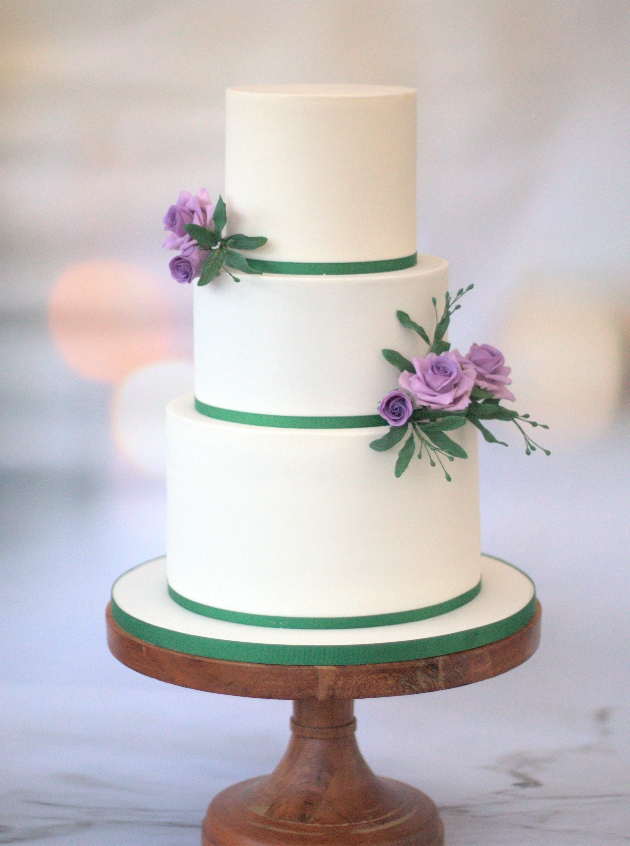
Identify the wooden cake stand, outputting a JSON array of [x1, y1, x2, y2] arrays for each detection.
[[107, 599, 541, 846]]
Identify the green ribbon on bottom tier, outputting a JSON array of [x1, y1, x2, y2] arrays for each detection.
[[167, 580, 482, 630], [195, 397, 388, 429]]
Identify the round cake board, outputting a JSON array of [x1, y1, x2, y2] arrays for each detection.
[[111, 555, 536, 666]]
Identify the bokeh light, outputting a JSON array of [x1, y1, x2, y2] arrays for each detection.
[[497, 283, 624, 442], [49, 261, 174, 383], [112, 358, 193, 477]]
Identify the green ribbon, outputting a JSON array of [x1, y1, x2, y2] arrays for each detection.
[[193, 252, 417, 429], [195, 397, 387, 429], [167, 580, 482, 630], [110, 559, 537, 666], [245, 253, 417, 276]]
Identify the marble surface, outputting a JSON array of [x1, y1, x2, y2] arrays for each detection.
[[1, 682, 628, 845]]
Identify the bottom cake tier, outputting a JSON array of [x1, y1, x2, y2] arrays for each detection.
[[111, 555, 536, 665], [166, 394, 482, 628]]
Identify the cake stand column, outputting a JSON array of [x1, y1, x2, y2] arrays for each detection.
[[203, 697, 444, 846]]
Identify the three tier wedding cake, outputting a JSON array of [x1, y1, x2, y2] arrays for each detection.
[[111, 84, 539, 665], [168, 85, 481, 627]]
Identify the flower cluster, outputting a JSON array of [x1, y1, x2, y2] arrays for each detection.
[[162, 190, 267, 285], [371, 286, 549, 479], [380, 344, 513, 426], [163, 189, 215, 284]]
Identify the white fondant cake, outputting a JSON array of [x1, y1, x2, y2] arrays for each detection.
[[193, 260, 447, 417], [167, 397, 480, 622], [225, 84, 417, 263], [166, 85, 483, 627]]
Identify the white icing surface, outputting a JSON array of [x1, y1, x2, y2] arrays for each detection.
[[225, 85, 417, 262], [179, 87, 477, 632], [166, 395, 481, 619], [113, 555, 534, 646], [194, 258, 448, 417]]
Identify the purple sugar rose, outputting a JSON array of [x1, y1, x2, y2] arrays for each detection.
[[163, 203, 193, 239], [181, 242, 209, 273], [169, 244, 210, 283], [378, 390, 414, 426], [162, 188, 215, 252], [169, 254, 195, 284], [466, 343, 515, 402], [399, 350, 475, 411]]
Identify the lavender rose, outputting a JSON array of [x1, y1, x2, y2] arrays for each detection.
[[378, 390, 414, 426], [399, 350, 475, 411], [169, 243, 211, 283], [163, 202, 193, 239], [169, 254, 195, 284], [162, 188, 215, 252], [182, 242, 209, 273], [466, 343, 515, 402]]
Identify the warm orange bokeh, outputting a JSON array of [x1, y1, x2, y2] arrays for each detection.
[[48, 261, 175, 383]]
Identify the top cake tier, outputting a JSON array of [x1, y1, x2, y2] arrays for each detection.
[[225, 84, 417, 264]]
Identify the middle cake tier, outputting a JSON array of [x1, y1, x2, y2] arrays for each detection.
[[166, 396, 482, 628], [193, 256, 447, 419]]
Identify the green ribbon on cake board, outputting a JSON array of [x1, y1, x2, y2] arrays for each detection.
[[110, 558, 537, 666]]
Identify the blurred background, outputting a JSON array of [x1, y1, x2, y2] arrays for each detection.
[[1, 2, 629, 844]]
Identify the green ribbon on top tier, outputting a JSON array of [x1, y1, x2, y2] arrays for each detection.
[[245, 252, 418, 276], [167, 579, 482, 630], [195, 397, 388, 429]]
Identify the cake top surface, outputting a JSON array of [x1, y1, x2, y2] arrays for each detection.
[[228, 84, 416, 98]]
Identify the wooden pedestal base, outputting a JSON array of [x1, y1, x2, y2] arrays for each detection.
[[107, 601, 540, 845], [203, 699, 443, 846]]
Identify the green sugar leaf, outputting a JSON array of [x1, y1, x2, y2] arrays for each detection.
[[472, 403, 519, 421], [369, 424, 409, 452], [226, 234, 268, 250], [469, 417, 508, 446], [225, 249, 257, 273], [468, 402, 517, 421], [197, 260, 223, 287], [382, 349, 415, 373], [212, 195, 227, 236], [424, 429, 468, 459], [422, 416, 468, 433], [431, 339, 451, 355], [470, 386, 495, 401], [396, 311, 431, 346], [433, 315, 450, 343], [468, 401, 507, 420], [413, 408, 466, 422], [491, 406, 519, 421], [197, 252, 224, 286], [184, 224, 218, 250], [395, 433, 415, 477]]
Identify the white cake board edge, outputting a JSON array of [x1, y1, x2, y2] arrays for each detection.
[[111, 556, 536, 666]]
